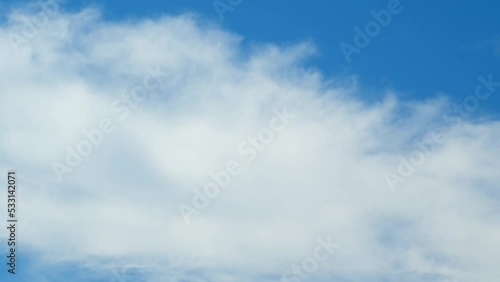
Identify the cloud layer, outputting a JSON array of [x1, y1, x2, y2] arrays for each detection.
[[1, 4, 500, 282]]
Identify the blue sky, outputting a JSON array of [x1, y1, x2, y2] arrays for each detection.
[[1, 0, 500, 281], [3, 0, 499, 108], [57, 0, 500, 112]]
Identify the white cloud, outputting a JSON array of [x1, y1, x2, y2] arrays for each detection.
[[1, 5, 500, 282]]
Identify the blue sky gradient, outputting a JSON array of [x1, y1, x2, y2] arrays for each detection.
[[2, 0, 499, 109], [54, 0, 500, 112]]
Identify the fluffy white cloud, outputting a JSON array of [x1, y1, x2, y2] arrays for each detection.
[[1, 5, 499, 282]]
